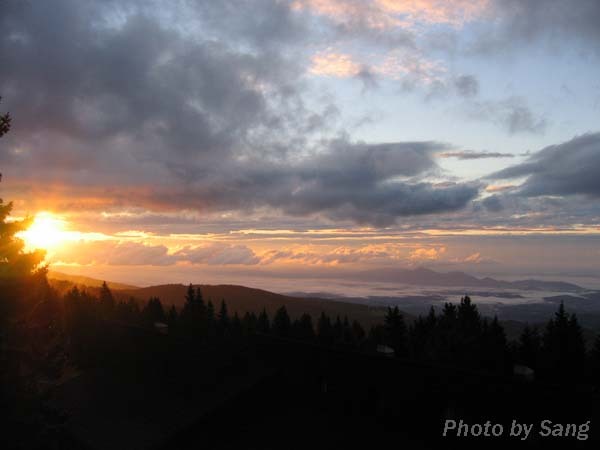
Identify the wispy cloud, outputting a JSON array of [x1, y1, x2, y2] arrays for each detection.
[[438, 150, 515, 160]]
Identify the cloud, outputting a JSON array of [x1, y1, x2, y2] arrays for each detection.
[[453, 74, 479, 98], [485, 184, 516, 193], [463, 97, 547, 134], [51, 240, 261, 266], [485, 0, 600, 51], [175, 243, 260, 266], [309, 51, 362, 77], [481, 195, 504, 212], [438, 150, 515, 160], [409, 246, 446, 261], [488, 132, 600, 198], [52, 241, 175, 266], [260, 243, 409, 266], [0, 0, 482, 227], [293, 0, 489, 30]]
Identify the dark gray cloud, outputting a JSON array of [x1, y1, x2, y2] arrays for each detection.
[[464, 97, 547, 135], [489, 132, 600, 198], [481, 195, 504, 212], [0, 0, 480, 227], [489, 0, 600, 51], [52, 240, 261, 266], [453, 75, 479, 98], [439, 150, 515, 160]]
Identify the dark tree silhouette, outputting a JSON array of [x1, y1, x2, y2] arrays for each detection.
[[218, 299, 230, 336], [230, 312, 243, 339], [167, 305, 178, 332], [292, 313, 315, 341], [590, 334, 600, 382], [409, 306, 437, 361], [99, 281, 115, 319], [541, 302, 586, 381], [257, 308, 270, 334], [317, 312, 334, 346], [242, 311, 258, 336], [517, 324, 541, 369], [142, 297, 167, 326], [0, 96, 10, 138], [272, 306, 291, 338], [351, 320, 365, 343], [480, 316, 509, 373], [384, 306, 407, 357]]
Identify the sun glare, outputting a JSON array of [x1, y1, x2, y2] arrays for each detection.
[[19, 212, 69, 251]]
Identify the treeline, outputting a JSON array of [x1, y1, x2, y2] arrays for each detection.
[[63, 283, 600, 384]]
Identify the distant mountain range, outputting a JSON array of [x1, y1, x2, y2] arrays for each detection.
[[354, 267, 585, 292], [47, 272, 390, 329], [47, 270, 139, 290]]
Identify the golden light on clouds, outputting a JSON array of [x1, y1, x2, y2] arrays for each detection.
[[19, 212, 69, 252], [18, 212, 108, 254], [293, 0, 489, 29], [310, 51, 362, 77]]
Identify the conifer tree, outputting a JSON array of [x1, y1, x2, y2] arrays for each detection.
[[99, 281, 115, 319], [242, 312, 258, 336], [167, 305, 178, 333], [195, 286, 205, 307], [542, 302, 586, 381], [142, 297, 166, 326], [0, 160, 47, 320], [384, 306, 407, 357], [518, 324, 541, 369], [0, 97, 10, 138], [292, 313, 315, 341], [590, 334, 600, 383], [351, 320, 365, 344], [317, 312, 334, 346], [230, 312, 243, 339], [272, 306, 291, 337], [217, 299, 230, 336], [480, 316, 508, 373], [333, 315, 344, 344], [257, 308, 270, 334], [185, 283, 195, 307]]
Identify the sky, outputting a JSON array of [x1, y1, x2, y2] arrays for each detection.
[[1, 0, 600, 288]]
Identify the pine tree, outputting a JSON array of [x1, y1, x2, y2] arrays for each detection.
[[167, 305, 178, 333], [99, 281, 115, 319], [518, 324, 541, 369], [257, 308, 270, 334], [0, 96, 10, 138], [272, 306, 291, 337], [195, 286, 205, 307], [0, 172, 47, 321], [292, 313, 315, 341], [480, 316, 508, 374], [384, 306, 407, 357], [185, 283, 195, 307], [217, 299, 230, 336], [206, 300, 216, 338], [542, 302, 586, 381], [242, 312, 258, 336], [590, 334, 600, 383], [142, 297, 166, 326], [351, 320, 365, 344], [230, 312, 243, 339], [317, 312, 334, 346]]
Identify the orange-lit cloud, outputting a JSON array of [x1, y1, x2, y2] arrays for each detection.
[[409, 246, 446, 261], [293, 0, 489, 29], [309, 51, 362, 77], [310, 48, 446, 85], [485, 184, 517, 193]]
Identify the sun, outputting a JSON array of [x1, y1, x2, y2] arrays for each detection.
[[19, 212, 69, 251]]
